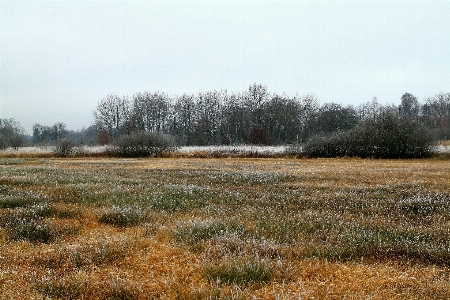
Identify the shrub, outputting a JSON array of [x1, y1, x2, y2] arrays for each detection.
[[111, 131, 176, 157], [53, 138, 75, 157], [302, 112, 434, 158]]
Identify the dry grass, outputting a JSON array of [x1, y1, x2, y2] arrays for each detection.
[[0, 157, 449, 299]]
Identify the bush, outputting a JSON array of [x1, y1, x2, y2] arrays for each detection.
[[303, 112, 434, 158], [111, 132, 176, 157], [53, 138, 75, 157]]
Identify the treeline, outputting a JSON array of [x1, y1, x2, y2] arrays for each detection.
[[32, 123, 98, 145], [93, 84, 450, 146], [1, 84, 449, 154], [0, 120, 98, 150]]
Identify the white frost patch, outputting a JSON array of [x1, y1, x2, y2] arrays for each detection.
[[434, 145, 450, 153], [77, 145, 112, 153], [179, 145, 288, 154], [1, 146, 53, 154], [3, 144, 449, 155]]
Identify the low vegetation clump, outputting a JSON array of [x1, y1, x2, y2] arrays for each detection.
[[34, 270, 141, 300], [106, 276, 142, 300], [0, 203, 80, 243], [0, 187, 47, 208], [0, 158, 449, 298], [98, 206, 145, 227], [204, 258, 273, 286], [303, 112, 434, 158], [35, 234, 133, 270], [35, 274, 88, 300], [173, 219, 247, 248], [53, 138, 76, 157], [110, 131, 176, 157]]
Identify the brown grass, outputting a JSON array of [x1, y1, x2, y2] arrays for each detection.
[[0, 157, 449, 299]]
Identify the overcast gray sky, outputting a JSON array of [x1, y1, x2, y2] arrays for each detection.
[[1, 1, 450, 133]]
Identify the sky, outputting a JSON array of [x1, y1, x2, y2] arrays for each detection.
[[1, 1, 450, 134]]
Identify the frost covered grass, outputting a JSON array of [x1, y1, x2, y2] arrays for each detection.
[[0, 157, 449, 299], [435, 143, 450, 154], [2, 142, 450, 158], [98, 206, 145, 227], [203, 257, 273, 286], [0, 145, 291, 158], [0, 145, 112, 158], [176, 145, 290, 158], [0, 202, 81, 243]]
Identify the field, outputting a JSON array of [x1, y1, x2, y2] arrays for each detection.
[[0, 157, 449, 299]]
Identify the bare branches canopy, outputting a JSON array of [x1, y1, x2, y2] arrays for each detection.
[[92, 86, 450, 149]]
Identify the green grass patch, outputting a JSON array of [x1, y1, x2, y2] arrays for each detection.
[[0, 203, 80, 243], [98, 206, 145, 227], [204, 258, 272, 286], [173, 219, 247, 247]]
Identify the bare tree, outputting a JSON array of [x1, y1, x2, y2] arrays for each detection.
[[32, 122, 68, 145], [172, 94, 196, 145], [422, 93, 450, 139], [245, 83, 269, 128], [298, 94, 320, 141], [262, 95, 302, 144], [51, 122, 68, 140], [222, 92, 249, 144], [193, 90, 224, 145], [399, 92, 420, 119], [0, 118, 25, 150], [131, 91, 170, 134], [357, 96, 384, 121], [94, 94, 130, 139]]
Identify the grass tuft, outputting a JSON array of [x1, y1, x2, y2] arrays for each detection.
[[0, 187, 47, 208], [35, 274, 88, 300], [35, 235, 132, 270], [0, 203, 80, 243], [173, 219, 246, 247], [105, 276, 142, 300], [204, 258, 272, 286], [98, 206, 145, 227]]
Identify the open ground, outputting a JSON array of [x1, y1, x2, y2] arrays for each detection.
[[0, 157, 449, 299]]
